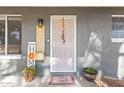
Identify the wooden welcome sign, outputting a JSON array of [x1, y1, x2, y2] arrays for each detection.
[[35, 19, 45, 60]]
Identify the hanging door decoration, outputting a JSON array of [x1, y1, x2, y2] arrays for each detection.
[[61, 17, 65, 44]]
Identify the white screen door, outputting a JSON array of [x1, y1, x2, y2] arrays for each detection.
[[50, 15, 76, 72]]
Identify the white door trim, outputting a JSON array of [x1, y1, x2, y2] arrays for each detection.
[[50, 15, 77, 72]]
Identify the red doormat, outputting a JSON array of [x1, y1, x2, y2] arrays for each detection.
[[48, 76, 75, 85]]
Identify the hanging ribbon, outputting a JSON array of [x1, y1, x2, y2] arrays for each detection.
[[61, 17, 65, 44]]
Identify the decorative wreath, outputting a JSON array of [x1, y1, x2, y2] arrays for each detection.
[[28, 52, 35, 60]]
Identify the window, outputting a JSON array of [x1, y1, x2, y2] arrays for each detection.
[[0, 15, 21, 55], [111, 15, 124, 42]]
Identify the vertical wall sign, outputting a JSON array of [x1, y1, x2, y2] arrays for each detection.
[[36, 19, 45, 52], [35, 19, 45, 60], [27, 42, 36, 67]]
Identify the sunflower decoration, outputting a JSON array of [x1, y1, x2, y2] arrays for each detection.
[[28, 52, 35, 61]]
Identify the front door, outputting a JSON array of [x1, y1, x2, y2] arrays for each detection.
[[50, 15, 77, 72]]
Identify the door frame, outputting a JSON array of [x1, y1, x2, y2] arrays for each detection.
[[50, 15, 77, 72]]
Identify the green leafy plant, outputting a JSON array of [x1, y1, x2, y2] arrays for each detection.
[[23, 67, 37, 76], [83, 67, 97, 75]]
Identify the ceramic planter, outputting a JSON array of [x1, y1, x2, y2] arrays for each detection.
[[83, 67, 97, 82], [84, 72, 97, 82]]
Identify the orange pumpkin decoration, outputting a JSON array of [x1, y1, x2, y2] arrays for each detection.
[[28, 52, 35, 61]]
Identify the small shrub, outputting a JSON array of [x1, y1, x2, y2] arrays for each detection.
[[83, 67, 97, 75], [23, 67, 37, 76]]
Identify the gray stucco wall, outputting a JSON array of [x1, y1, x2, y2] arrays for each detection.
[[0, 7, 124, 79]]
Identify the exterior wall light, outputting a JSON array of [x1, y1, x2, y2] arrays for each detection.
[[38, 19, 43, 27]]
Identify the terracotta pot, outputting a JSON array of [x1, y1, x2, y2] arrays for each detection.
[[24, 73, 29, 81], [24, 73, 36, 82], [84, 72, 97, 82]]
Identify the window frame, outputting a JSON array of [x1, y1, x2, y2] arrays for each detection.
[[0, 14, 22, 59], [111, 15, 124, 42]]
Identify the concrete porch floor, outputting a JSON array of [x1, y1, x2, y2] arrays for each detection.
[[0, 75, 96, 87]]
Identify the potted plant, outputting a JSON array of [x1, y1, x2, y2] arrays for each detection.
[[23, 67, 37, 82], [83, 67, 97, 82]]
